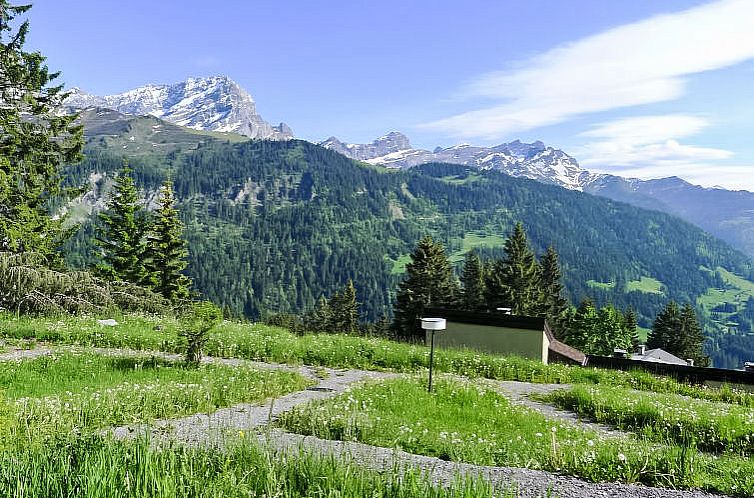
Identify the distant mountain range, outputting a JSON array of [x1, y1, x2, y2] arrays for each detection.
[[65, 76, 293, 140], [321, 132, 596, 190], [321, 132, 754, 259]]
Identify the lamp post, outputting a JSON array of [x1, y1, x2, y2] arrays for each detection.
[[421, 317, 446, 393]]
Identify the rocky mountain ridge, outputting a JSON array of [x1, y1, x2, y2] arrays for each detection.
[[65, 76, 293, 140], [320, 132, 599, 190]]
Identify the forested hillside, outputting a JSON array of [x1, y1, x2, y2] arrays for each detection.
[[62, 137, 754, 367]]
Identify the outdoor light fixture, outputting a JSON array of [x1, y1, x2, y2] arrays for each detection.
[[421, 317, 446, 393]]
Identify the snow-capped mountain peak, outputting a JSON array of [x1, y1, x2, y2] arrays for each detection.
[[320, 133, 600, 190], [319, 131, 414, 161], [64, 76, 293, 140]]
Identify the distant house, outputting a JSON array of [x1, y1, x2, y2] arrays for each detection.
[[630, 345, 689, 366], [422, 308, 585, 365]]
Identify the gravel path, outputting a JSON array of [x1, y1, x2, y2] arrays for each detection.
[[260, 430, 725, 498], [110, 367, 397, 445], [0, 346, 53, 361]]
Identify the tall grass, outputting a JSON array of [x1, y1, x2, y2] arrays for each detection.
[[540, 385, 754, 454], [0, 313, 692, 389], [0, 434, 509, 498], [7, 313, 754, 416], [3, 352, 310, 433]]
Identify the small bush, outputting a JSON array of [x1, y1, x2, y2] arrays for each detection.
[[179, 301, 222, 366]]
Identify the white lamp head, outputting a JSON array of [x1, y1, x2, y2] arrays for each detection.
[[421, 317, 446, 331]]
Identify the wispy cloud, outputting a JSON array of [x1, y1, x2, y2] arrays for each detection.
[[192, 55, 221, 69], [423, 0, 754, 139], [576, 114, 732, 171], [573, 115, 754, 191]]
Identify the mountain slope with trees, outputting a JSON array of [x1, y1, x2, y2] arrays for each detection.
[[59, 135, 754, 367]]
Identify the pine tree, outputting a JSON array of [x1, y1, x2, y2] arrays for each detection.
[[678, 303, 710, 366], [392, 236, 458, 337], [648, 301, 681, 353], [144, 179, 192, 303], [539, 245, 569, 335], [329, 279, 359, 334], [461, 250, 485, 311], [305, 296, 332, 332], [484, 258, 507, 311], [95, 164, 149, 285], [648, 301, 709, 365], [0, 2, 83, 260], [624, 307, 640, 350], [486, 222, 541, 315]]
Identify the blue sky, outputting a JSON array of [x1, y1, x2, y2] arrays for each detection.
[[28, 0, 754, 190]]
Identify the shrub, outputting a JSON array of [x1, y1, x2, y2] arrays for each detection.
[[179, 301, 222, 366]]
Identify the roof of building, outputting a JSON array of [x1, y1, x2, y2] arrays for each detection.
[[423, 308, 547, 330], [543, 321, 587, 365], [630, 348, 688, 366]]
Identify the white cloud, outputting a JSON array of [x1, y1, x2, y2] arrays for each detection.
[[423, 0, 754, 139], [580, 115, 709, 145], [192, 55, 221, 68], [575, 114, 733, 168]]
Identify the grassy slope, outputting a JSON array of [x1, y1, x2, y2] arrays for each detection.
[[0, 333, 501, 497], [0, 313, 735, 394], [540, 385, 754, 454]]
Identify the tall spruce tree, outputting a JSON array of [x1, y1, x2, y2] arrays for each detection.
[[144, 179, 192, 303], [484, 258, 507, 311], [392, 236, 458, 337], [679, 303, 710, 366], [0, 2, 83, 260], [461, 250, 485, 311], [95, 164, 149, 285], [329, 279, 359, 334], [624, 307, 640, 350], [539, 245, 569, 335], [648, 301, 681, 353], [486, 222, 541, 315], [648, 301, 709, 365]]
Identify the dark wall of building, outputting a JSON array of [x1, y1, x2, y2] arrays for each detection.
[[586, 355, 754, 387]]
